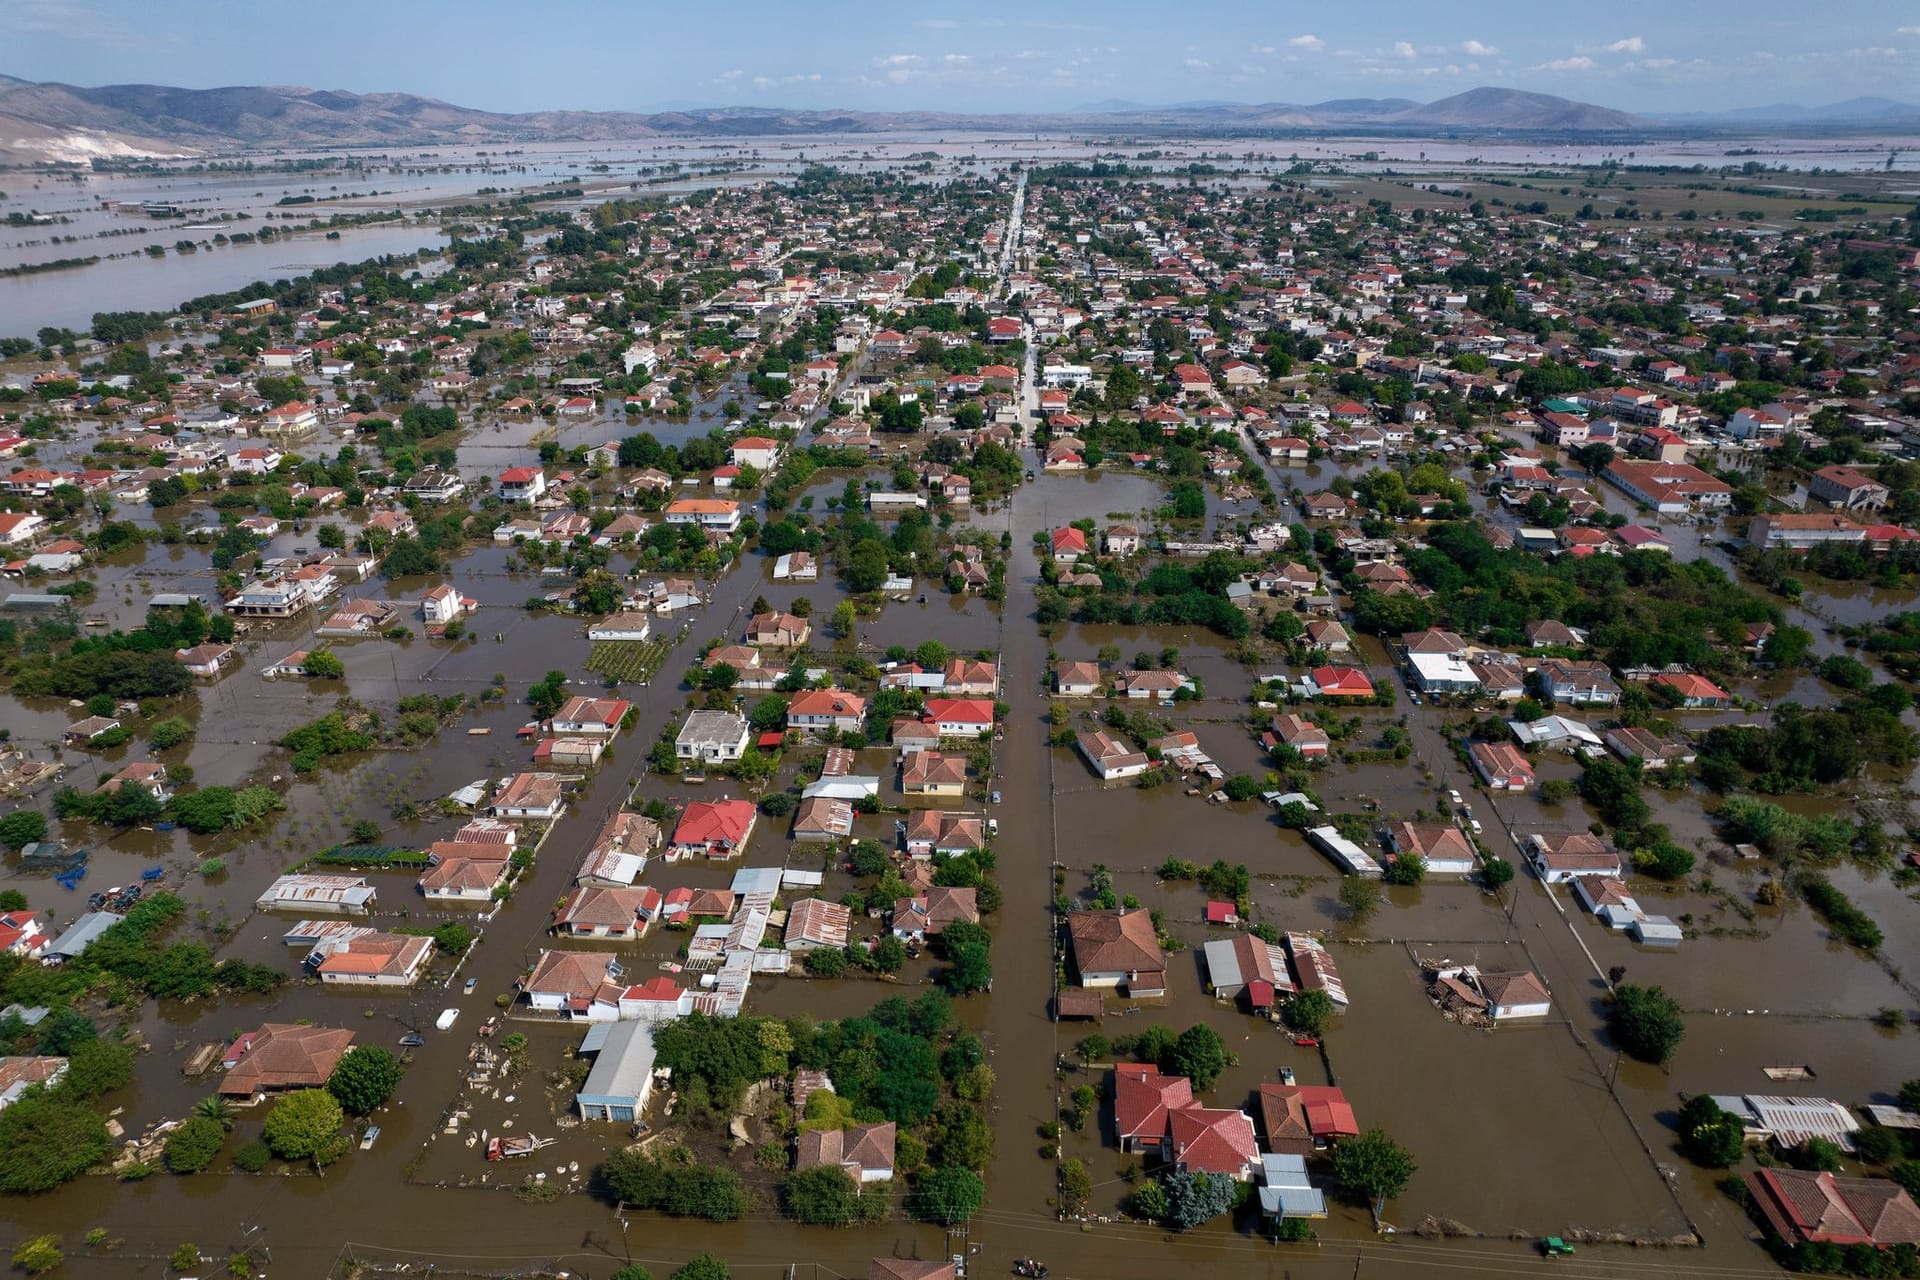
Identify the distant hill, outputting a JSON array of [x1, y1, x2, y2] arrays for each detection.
[[1390, 87, 1642, 131], [6, 74, 1901, 164], [1652, 96, 1920, 127]]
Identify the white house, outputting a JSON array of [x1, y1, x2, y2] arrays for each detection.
[[587, 612, 653, 642], [676, 710, 750, 764], [420, 584, 473, 626]]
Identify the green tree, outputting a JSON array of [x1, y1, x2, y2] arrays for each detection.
[[1481, 856, 1515, 890], [1332, 1129, 1417, 1214], [846, 539, 891, 592], [1164, 1024, 1230, 1090], [1161, 1169, 1236, 1230], [1339, 876, 1378, 923], [671, 1256, 730, 1280], [0, 1095, 110, 1191], [55, 1038, 133, 1101], [261, 1088, 343, 1161], [0, 810, 49, 850], [148, 718, 194, 751], [938, 920, 991, 995], [830, 601, 857, 639], [1383, 852, 1426, 885], [1608, 984, 1686, 1065], [34, 1009, 96, 1056], [1761, 625, 1813, 668], [11, 1237, 63, 1276], [192, 1095, 235, 1129], [609, 1269, 653, 1280], [1285, 989, 1336, 1038], [910, 1166, 983, 1222], [327, 1046, 401, 1115], [163, 1116, 226, 1174], [1127, 1177, 1170, 1220], [784, 1164, 864, 1225], [303, 649, 345, 679], [1790, 1138, 1845, 1173], [1058, 1158, 1092, 1216], [1675, 1095, 1747, 1169]]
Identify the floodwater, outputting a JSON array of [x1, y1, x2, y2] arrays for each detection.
[[4, 416, 1919, 1276], [0, 223, 453, 336]]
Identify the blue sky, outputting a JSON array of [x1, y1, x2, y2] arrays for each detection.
[[4, 0, 1919, 114]]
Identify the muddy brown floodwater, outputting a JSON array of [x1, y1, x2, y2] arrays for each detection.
[[2, 451, 1910, 1280]]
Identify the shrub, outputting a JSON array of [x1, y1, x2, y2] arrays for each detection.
[[804, 947, 847, 977], [1798, 874, 1883, 950], [11, 1236, 62, 1276], [231, 1140, 272, 1173], [163, 1116, 226, 1174], [1632, 840, 1695, 881]]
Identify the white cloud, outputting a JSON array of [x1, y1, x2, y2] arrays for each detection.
[[751, 72, 822, 92], [0, 0, 169, 46], [1393, 41, 1417, 59], [941, 53, 972, 65], [876, 53, 924, 67], [1287, 34, 1324, 50], [1640, 57, 1677, 69], [1900, 25, 1920, 35], [1600, 36, 1646, 53], [1249, 44, 1276, 55], [1535, 55, 1597, 72], [1183, 57, 1210, 69], [1460, 40, 1499, 57]]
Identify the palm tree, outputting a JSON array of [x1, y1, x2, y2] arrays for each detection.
[[192, 1095, 234, 1130]]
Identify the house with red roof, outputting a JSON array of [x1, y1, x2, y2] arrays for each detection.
[[787, 689, 867, 735], [1469, 741, 1535, 791], [1650, 672, 1732, 709], [1310, 666, 1375, 699], [551, 696, 632, 737], [1049, 526, 1089, 562], [667, 800, 757, 860], [1257, 1084, 1361, 1155], [498, 467, 547, 503], [1809, 465, 1891, 512], [1169, 1105, 1261, 1180], [922, 698, 995, 739], [1112, 1064, 1194, 1153], [1745, 1169, 1920, 1251], [1172, 364, 1213, 392], [0, 912, 49, 959]]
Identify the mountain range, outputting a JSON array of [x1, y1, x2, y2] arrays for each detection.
[[0, 74, 1911, 164]]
